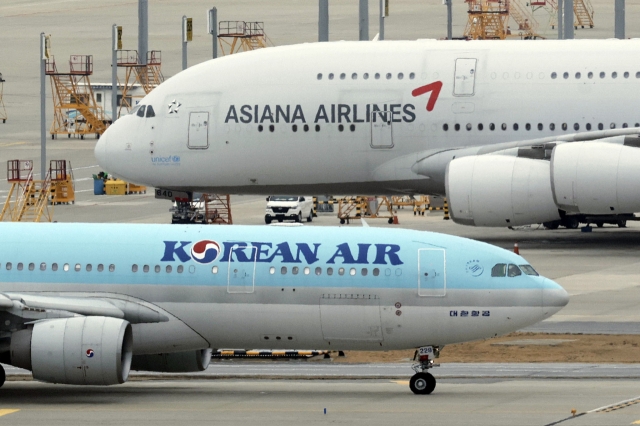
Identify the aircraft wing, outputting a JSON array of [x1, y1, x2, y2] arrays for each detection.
[[412, 127, 640, 177], [420, 127, 640, 227], [0, 292, 169, 332]]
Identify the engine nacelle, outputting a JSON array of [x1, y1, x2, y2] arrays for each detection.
[[130, 349, 212, 373], [10, 317, 133, 385], [551, 142, 640, 214], [445, 155, 560, 227]]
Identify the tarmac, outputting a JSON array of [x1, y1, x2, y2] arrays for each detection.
[[2, 1, 640, 425]]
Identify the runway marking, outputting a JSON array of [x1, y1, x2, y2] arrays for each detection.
[[632, 420, 640, 425], [0, 409, 20, 417], [391, 380, 409, 385], [0, 142, 26, 147], [588, 396, 640, 413], [544, 395, 640, 425]]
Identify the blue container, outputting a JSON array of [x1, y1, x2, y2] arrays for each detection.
[[93, 179, 104, 195]]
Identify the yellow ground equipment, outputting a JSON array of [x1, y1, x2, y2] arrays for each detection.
[[464, 0, 510, 40], [127, 183, 147, 194], [0, 73, 6, 123], [337, 196, 397, 224], [217, 21, 272, 56], [0, 160, 62, 222], [116, 50, 164, 117], [46, 54, 108, 139], [104, 179, 127, 196], [537, 0, 594, 30], [48, 160, 75, 205], [464, 0, 548, 40]]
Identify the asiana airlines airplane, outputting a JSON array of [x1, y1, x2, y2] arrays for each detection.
[[0, 223, 567, 394], [95, 39, 640, 228]]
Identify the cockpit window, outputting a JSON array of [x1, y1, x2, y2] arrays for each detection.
[[507, 264, 522, 277], [146, 105, 155, 117], [491, 263, 506, 277], [519, 265, 539, 276], [136, 105, 146, 117]]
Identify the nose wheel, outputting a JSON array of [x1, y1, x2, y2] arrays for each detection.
[[410, 372, 436, 395], [410, 345, 439, 395]]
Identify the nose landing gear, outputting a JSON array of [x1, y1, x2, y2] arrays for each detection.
[[409, 346, 439, 395]]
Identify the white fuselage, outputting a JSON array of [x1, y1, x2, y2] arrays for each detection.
[[96, 39, 640, 195]]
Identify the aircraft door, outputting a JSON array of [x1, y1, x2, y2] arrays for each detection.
[[453, 58, 477, 96], [418, 248, 446, 297], [188, 111, 210, 149], [370, 112, 394, 149], [227, 246, 257, 293]]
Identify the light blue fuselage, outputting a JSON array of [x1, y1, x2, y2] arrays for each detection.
[[0, 223, 567, 354]]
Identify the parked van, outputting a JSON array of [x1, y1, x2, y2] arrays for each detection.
[[265, 195, 313, 224]]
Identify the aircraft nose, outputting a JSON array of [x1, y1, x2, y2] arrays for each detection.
[[95, 127, 109, 171], [541, 278, 569, 314]]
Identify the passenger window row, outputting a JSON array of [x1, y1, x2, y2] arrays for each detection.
[[491, 263, 539, 277], [258, 124, 360, 133], [551, 71, 640, 80], [266, 266, 402, 277], [3, 262, 115, 272], [317, 72, 416, 81], [443, 122, 640, 132], [131, 264, 184, 274]]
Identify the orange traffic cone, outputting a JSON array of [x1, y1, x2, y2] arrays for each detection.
[[513, 242, 520, 255], [392, 215, 399, 225]]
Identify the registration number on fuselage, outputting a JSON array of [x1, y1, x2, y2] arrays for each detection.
[[155, 189, 190, 202]]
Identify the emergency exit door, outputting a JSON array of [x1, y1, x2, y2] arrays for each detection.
[[453, 58, 477, 96], [418, 248, 446, 297], [227, 246, 257, 293], [188, 112, 209, 149], [370, 111, 394, 148]]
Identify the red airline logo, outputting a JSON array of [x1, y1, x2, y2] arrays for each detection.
[[411, 81, 443, 112]]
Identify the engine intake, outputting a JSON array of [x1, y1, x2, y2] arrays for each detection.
[[10, 317, 133, 385]]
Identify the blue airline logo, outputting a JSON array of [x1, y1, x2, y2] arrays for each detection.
[[161, 240, 404, 265]]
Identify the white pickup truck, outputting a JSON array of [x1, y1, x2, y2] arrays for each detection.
[[265, 195, 313, 224]]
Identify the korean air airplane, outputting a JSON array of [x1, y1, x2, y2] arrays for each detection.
[[95, 39, 640, 229], [0, 222, 567, 394]]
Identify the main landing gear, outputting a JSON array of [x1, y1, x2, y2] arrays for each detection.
[[409, 346, 439, 395]]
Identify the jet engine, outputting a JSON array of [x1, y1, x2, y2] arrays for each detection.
[[445, 155, 560, 227], [9, 316, 133, 385], [551, 142, 640, 214], [130, 349, 212, 373]]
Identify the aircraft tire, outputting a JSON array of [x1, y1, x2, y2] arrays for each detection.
[[409, 372, 436, 395], [543, 221, 560, 230], [562, 217, 579, 229], [0, 364, 5, 388]]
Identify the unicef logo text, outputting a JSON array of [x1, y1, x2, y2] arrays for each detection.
[[151, 155, 181, 166]]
